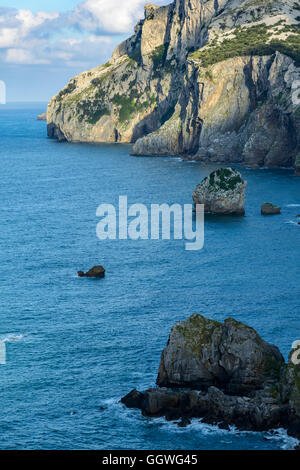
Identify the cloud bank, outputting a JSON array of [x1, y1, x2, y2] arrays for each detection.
[[0, 1, 168, 67]]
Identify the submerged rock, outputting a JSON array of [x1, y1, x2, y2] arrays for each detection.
[[78, 266, 105, 278], [261, 203, 281, 215], [192, 169, 247, 215]]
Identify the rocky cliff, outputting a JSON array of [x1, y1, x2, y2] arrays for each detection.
[[47, 0, 300, 169]]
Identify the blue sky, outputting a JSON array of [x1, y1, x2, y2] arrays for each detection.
[[4, 0, 79, 12], [0, 1, 168, 102]]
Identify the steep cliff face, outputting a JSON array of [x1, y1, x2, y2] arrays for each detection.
[[47, 0, 300, 169]]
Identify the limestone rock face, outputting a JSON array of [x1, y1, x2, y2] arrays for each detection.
[[48, 0, 300, 168], [157, 314, 284, 395], [192, 168, 247, 215]]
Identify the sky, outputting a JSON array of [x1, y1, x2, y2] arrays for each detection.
[[0, 0, 169, 102]]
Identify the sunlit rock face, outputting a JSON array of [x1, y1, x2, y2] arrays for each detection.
[[48, 0, 300, 170], [192, 168, 247, 215]]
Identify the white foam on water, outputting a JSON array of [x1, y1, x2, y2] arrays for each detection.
[[163, 420, 299, 449], [0, 334, 25, 343], [105, 398, 300, 450], [285, 220, 299, 226], [286, 204, 300, 207], [264, 429, 299, 450]]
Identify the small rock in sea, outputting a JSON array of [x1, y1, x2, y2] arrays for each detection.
[[192, 168, 247, 215], [37, 112, 47, 121], [296, 215, 300, 218], [261, 203, 281, 215], [98, 406, 105, 411], [77, 266, 105, 278]]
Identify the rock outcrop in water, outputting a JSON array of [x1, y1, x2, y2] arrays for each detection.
[[122, 314, 300, 441], [192, 168, 247, 215], [261, 203, 281, 215], [37, 112, 47, 121], [156, 314, 283, 394], [78, 266, 105, 278], [47, 0, 300, 171]]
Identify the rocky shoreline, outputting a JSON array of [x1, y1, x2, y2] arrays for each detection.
[[122, 315, 300, 442]]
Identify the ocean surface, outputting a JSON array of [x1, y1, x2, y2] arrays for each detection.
[[0, 102, 299, 450]]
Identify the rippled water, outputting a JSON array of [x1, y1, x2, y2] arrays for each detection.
[[0, 103, 299, 450]]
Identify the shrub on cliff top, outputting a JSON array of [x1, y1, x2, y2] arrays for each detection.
[[190, 23, 300, 67]]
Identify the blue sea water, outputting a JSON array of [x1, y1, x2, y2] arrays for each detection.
[[0, 102, 299, 450]]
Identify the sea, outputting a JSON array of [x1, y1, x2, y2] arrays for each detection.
[[0, 102, 299, 450]]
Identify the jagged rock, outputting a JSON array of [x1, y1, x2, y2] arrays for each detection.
[[47, 0, 300, 169], [121, 316, 300, 442], [121, 389, 145, 409], [37, 112, 47, 121], [192, 169, 247, 215], [261, 203, 281, 215], [122, 386, 289, 432], [78, 266, 105, 278], [156, 314, 284, 395]]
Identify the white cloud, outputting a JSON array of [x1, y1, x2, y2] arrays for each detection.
[[5, 48, 50, 64], [73, 0, 147, 33], [0, 1, 169, 67]]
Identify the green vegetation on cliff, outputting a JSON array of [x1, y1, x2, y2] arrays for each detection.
[[190, 23, 300, 67], [207, 169, 244, 191]]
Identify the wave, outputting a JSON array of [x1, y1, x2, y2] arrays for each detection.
[[286, 204, 300, 208], [161, 419, 298, 450], [285, 220, 299, 226], [0, 334, 25, 343]]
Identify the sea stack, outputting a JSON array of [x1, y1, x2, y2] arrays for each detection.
[[122, 314, 300, 440], [192, 168, 247, 215]]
